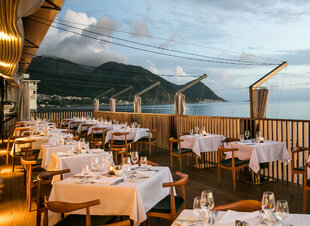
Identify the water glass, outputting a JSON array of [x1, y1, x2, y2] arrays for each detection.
[[261, 191, 275, 219], [201, 190, 214, 212], [245, 130, 250, 140], [240, 134, 245, 142], [276, 200, 289, 222], [195, 126, 199, 134], [122, 164, 131, 181], [190, 129, 193, 136], [193, 196, 202, 220], [123, 157, 131, 166], [140, 156, 147, 168], [82, 165, 90, 178], [131, 152, 139, 165], [256, 131, 261, 139]]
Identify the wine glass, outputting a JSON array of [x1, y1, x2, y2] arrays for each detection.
[[276, 200, 289, 222], [131, 152, 139, 165], [195, 126, 199, 134], [261, 191, 276, 220], [82, 165, 90, 178], [245, 130, 250, 140], [240, 134, 245, 143], [200, 190, 214, 213], [140, 156, 147, 169], [123, 157, 131, 166], [256, 131, 261, 139], [190, 129, 193, 136], [193, 196, 202, 220]]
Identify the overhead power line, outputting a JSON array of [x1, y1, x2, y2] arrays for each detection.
[[28, 17, 279, 66], [32, 15, 282, 63]]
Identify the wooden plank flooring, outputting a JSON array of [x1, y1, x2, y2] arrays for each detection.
[[0, 142, 308, 226]]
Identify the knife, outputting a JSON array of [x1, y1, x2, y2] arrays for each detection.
[[112, 178, 124, 186]]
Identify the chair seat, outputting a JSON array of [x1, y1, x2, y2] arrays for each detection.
[[14, 151, 25, 156], [55, 214, 115, 226], [149, 195, 185, 213], [112, 140, 133, 145], [93, 133, 103, 138], [138, 137, 156, 142], [293, 166, 305, 171], [172, 148, 192, 155], [219, 158, 249, 167], [33, 149, 40, 154]]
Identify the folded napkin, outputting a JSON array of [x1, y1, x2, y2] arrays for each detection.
[[56, 152, 73, 157], [135, 170, 155, 178], [89, 177, 122, 184], [89, 149, 103, 154], [217, 210, 259, 225]]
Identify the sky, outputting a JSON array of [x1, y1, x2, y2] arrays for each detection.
[[37, 0, 310, 102]]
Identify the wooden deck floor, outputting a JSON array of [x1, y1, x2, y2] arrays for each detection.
[[0, 142, 308, 226]]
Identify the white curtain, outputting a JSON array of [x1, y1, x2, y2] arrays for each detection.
[[94, 99, 99, 111], [17, 81, 30, 121], [174, 93, 186, 115], [109, 98, 116, 112], [253, 88, 269, 118], [133, 96, 141, 113]]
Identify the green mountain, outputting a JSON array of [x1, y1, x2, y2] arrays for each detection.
[[26, 56, 225, 104]]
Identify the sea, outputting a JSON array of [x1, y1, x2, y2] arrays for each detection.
[[38, 99, 310, 120]]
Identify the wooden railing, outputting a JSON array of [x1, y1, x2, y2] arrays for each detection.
[[31, 110, 93, 122], [93, 111, 310, 185]]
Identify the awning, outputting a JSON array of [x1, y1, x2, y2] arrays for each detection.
[[0, 0, 65, 85]]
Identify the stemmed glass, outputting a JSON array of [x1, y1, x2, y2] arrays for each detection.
[[256, 131, 261, 139], [82, 165, 90, 179], [201, 190, 215, 224], [245, 130, 250, 140], [123, 157, 131, 180], [193, 196, 202, 220], [261, 191, 276, 220], [195, 126, 199, 134], [190, 129, 193, 136], [131, 152, 139, 165], [276, 200, 289, 223], [140, 156, 148, 169]]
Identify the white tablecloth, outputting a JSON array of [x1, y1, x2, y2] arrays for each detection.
[[227, 140, 290, 173], [49, 166, 172, 225], [77, 121, 97, 133], [105, 128, 150, 143], [87, 125, 115, 135], [180, 134, 225, 157], [172, 209, 310, 226], [68, 120, 85, 129], [47, 151, 108, 181]]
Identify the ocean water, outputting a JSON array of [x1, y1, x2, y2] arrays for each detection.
[[39, 99, 310, 120]]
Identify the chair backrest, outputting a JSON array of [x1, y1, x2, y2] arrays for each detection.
[[213, 200, 262, 212], [221, 138, 240, 147], [169, 138, 183, 154], [111, 132, 129, 148], [162, 172, 188, 219], [91, 127, 107, 141], [21, 157, 37, 184], [43, 199, 100, 226], [80, 123, 93, 132], [217, 146, 239, 165], [292, 147, 310, 170], [36, 169, 71, 219]]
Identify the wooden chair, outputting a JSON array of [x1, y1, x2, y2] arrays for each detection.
[[292, 147, 310, 194], [169, 138, 193, 171], [90, 127, 107, 149], [5, 136, 23, 166], [11, 139, 35, 172], [36, 169, 70, 226], [79, 123, 94, 138], [213, 200, 262, 212], [137, 129, 157, 155], [303, 162, 310, 213], [217, 146, 249, 191], [110, 132, 132, 164], [147, 172, 188, 225], [221, 138, 240, 147], [21, 157, 45, 211], [60, 119, 70, 129], [43, 199, 130, 226]]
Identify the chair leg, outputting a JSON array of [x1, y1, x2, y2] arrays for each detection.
[[291, 173, 294, 195], [148, 217, 151, 226], [232, 170, 236, 191], [155, 142, 157, 153], [170, 155, 173, 169], [12, 157, 15, 172], [217, 166, 221, 185], [6, 152, 9, 166], [303, 187, 307, 213], [36, 211, 41, 226], [178, 156, 182, 171], [148, 142, 151, 156]]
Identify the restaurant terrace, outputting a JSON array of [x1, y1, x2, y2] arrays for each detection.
[[1, 0, 310, 226]]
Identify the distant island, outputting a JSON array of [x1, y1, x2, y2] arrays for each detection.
[[27, 56, 225, 107]]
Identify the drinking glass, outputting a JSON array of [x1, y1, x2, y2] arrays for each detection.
[[256, 131, 261, 139], [140, 156, 147, 169], [195, 126, 199, 134], [240, 134, 245, 143], [190, 129, 193, 136], [193, 196, 202, 220], [261, 191, 276, 219], [123, 157, 131, 166], [82, 165, 90, 178], [276, 200, 289, 222], [200, 190, 214, 212], [131, 152, 139, 165], [245, 130, 250, 140]]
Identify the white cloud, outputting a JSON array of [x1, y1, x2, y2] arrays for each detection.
[[146, 60, 158, 74], [38, 10, 127, 66], [130, 21, 151, 37], [205, 68, 236, 90], [174, 65, 187, 76]]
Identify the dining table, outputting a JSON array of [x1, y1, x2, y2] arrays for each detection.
[[227, 140, 290, 173], [172, 209, 310, 226], [105, 128, 150, 144], [48, 166, 173, 226], [180, 134, 225, 157]]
